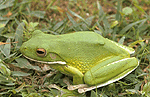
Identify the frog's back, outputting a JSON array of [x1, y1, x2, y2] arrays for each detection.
[[60, 31, 105, 45], [47, 31, 129, 73], [53, 32, 109, 73]]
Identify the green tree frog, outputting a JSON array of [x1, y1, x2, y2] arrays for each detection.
[[20, 30, 139, 93]]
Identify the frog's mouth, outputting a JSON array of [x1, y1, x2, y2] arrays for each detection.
[[23, 55, 66, 65]]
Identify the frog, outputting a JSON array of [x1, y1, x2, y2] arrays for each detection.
[[20, 30, 139, 93]]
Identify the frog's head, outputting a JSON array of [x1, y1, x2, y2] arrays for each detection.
[[20, 30, 66, 65]]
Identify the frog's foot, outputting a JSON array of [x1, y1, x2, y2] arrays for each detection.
[[63, 77, 89, 92], [76, 82, 116, 93], [65, 80, 114, 93], [68, 84, 88, 90], [78, 85, 101, 93], [67, 83, 110, 93]]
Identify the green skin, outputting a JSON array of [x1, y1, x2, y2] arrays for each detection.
[[20, 30, 139, 86]]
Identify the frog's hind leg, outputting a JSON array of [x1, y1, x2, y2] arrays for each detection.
[[80, 57, 139, 93]]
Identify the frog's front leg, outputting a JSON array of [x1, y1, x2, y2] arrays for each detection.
[[64, 65, 84, 84], [52, 65, 84, 84], [84, 57, 139, 86]]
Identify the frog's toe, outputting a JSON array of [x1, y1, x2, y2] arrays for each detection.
[[67, 84, 88, 90]]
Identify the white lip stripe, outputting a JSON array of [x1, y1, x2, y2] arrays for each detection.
[[23, 55, 66, 65]]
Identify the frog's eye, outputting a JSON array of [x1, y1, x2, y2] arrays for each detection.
[[36, 48, 47, 57]]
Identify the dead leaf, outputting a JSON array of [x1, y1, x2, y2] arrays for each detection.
[[57, 6, 64, 14], [3, 11, 12, 17]]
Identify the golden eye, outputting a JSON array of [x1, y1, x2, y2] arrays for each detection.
[[36, 48, 47, 57]]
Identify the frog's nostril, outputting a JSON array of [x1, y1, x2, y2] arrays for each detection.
[[24, 47, 27, 50], [20, 46, 27, 51]]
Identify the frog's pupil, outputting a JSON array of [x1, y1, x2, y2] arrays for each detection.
[[37, 51, 44, 54]]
